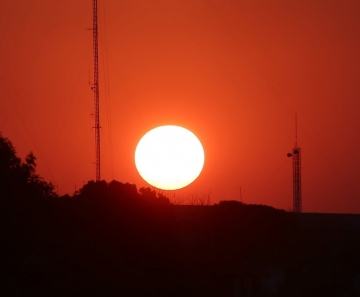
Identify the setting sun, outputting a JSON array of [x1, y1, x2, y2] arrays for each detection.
[[135, 125, 205, 190]]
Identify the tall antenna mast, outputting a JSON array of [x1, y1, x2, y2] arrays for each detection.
[[92, 0, 100, 181], [295, 112, 298, 148], [287, 113, 302, 212]]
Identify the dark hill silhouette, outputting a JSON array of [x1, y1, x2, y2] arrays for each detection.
[[1, 133, 360, 296]]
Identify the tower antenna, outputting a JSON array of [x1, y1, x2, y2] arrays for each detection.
[[92, 0, 100, 181], [287, 113, 302, 212], [295, 112, 298, 147]]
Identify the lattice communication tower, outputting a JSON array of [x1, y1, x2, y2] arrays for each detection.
[[92, 0, 100, 181], [287, 114, 302, 212]]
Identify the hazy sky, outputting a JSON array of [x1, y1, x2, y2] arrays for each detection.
[[1, 0, 360, 213]]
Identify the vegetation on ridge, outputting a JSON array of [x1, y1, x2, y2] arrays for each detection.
[[1, 133, 359, 297]]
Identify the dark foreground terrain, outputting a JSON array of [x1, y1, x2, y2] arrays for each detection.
[[1, 180, 360, 297]]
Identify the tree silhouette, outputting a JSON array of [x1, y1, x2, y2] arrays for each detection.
[[0, 133, 56, 201], [138, 186, 170, 204]]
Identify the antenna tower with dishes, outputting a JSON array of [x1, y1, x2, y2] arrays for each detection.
[[287, 113, 302, 212]]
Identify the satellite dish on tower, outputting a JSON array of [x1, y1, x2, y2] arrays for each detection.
[[287, 113, 302, 213]]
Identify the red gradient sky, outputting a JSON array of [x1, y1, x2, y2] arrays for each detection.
[[1, 0, 360, 213]]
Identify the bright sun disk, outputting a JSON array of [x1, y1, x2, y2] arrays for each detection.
[[135, 125, 205, 190]]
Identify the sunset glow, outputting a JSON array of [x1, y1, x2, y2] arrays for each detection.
[[2, 1, 360, 212]]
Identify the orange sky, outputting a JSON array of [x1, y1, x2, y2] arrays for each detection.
[[1, 0, 360, 213]]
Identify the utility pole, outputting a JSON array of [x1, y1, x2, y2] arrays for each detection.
[[92, 0, 100, 181]]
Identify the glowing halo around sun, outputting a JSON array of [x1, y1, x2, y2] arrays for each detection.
[[135, 125, 205, 190]]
